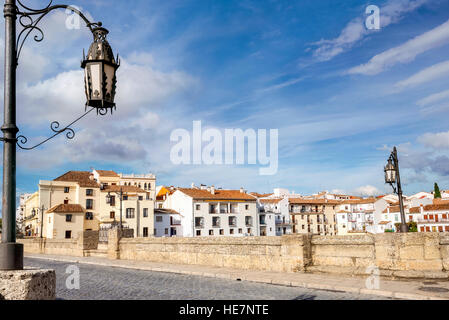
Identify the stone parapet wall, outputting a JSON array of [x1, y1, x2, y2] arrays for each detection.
[[19, 232, 449, 278], [19, 238, 83, 257], [119, 235, 309, 272]]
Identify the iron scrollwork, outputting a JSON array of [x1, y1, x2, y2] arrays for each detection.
[[14, 1, 103, 151], [16, 107, 95, 150]]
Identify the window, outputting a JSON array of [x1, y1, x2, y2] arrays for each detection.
[[110, 211, 115, 219], [219, 229, 224, 235], [439, 226, 443, 232], [109, 196, 116, 206], [424, 215, 428, 220], [238, 228, 242, 234], [154, 229, 157, 236], [196, 204, 201, 210], [123, 196, 128, 201], [85, 212, 93, 220], [195, 217, 204, 228], [86, 199, 93, 210], [228, 216, 237, 226], [139, 196, 143, 201], [245, 205, 249, 210], [66, 214, 72, 222], [444, 214, 448, 219], [158, 204, 163, 209], [212, 217, 220, 227], [430, 215, 434, 220], [86, 189, 93, 196], [64, 187, 70, 193], [126, 208, 135, 219], [247, 228, 251, 234], [143, 227, 148, 237], [230, 229, 234, 235], [165, 228, 169, 235], [64, 199, 69, 204], [143, 208, 148, 218], [196, 230, 201, 236], [156, 216, 163, 222], [446, 226, 449, 232], [65, 231, 72, 239], [421, 227, 425, 232], [209, 230, 214, 236], [209, 204, 217, 214], [245, 216, 253, 226], [148, 183, 151, 190]]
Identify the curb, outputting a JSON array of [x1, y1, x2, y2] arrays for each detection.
[[25, 255, 446, 300]]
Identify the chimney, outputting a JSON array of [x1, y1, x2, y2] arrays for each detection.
[[191, 182, 195, 189], [211, 186, 215, 195], [240, 187, 244, 194], [200, 184, 207, 190], [420, 204, 424, 214]]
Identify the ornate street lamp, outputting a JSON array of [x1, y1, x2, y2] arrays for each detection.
[[82, 25, 120, 115], [384, 147, 408, 233], [0, 0, 119, 271]]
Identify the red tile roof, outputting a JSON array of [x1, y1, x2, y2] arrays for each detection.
[[95, 170, 119, 177], [47, 204, 85, 213], [260, 198, 283, 204], [178, 188, 256, 201], [53, 171, 99, 188]]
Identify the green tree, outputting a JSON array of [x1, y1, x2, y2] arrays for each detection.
[[434, 183, 442, 199]]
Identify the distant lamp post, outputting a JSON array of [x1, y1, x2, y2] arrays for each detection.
[[384, 147, 408, 233], [106, 187, 123, 229], [31, 205, 46, 239], [0, 0, 118, 271]]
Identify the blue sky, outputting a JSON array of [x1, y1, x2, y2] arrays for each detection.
[[4, 0, 449, 204]]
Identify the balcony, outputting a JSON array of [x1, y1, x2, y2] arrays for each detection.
[[417, 219, 449, 224]]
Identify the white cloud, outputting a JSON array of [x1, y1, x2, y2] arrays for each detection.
[[312, 0, 429, 62], [417, 131, 449, 149], [347, 19, 449, 75], [417, 89, 449, 107], [394, 60, 449, 91], [353, 185, 381, 197]]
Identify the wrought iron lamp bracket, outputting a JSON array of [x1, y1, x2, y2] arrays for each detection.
[[16, 107, 95, 151], [15, 0, 102, 63]]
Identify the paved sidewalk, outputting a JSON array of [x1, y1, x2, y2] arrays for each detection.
[[25, 253, 449, 300]]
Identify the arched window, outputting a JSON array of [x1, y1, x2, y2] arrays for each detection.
[[144, 183, 147, 190]]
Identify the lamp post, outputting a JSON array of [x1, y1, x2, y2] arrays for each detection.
[[106, 187, 123, 229], [384, 147, 408, 233], [31, 205, 46, 239], [0, 0, 119, 271]]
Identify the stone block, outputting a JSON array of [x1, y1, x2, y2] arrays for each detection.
[[0, 269, 55, 300]]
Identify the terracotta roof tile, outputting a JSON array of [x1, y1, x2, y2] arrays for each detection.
[[95, 170, 119, 177], [47, 204, 85, 213], [340, 198, 376, 205], [154, 208, 180, 215], [260, 198, 283, 204], [54, 171, 99, 188], [178, 188, 256, 201]]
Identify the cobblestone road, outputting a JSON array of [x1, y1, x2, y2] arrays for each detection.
[[25, 258, 391, 300]]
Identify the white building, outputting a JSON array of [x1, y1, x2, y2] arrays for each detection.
[[154, 208, 183, 237], [258, 198, 292, 236], [335, 199, 377, 234], [167, 186, 259, 237]]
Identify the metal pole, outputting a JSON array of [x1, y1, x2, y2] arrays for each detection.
[[0, 0, 23, 270], [119, 188, 123, 229], [393, 147, 408, 233], [40, 205, 44, 239]]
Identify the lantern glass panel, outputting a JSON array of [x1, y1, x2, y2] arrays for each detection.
[[104, 64, 115, 103], [89, 62, 103, 101]]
